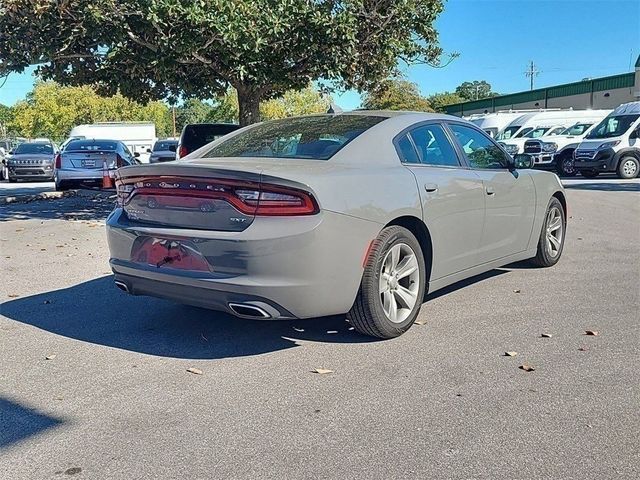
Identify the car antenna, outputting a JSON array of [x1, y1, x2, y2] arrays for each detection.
[[327, 103, 343, 115]]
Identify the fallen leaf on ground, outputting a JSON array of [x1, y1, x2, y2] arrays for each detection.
[[513, 289, 521, 293], [585, 330, 599, 336], [64, 467, 82, 476], [40, 248, 46, 251], [540, 333, 553, 338], [45, 354, 56, 360], [578, 346, 589, 351], [15, 228, 24, 232], [414, 318, 428, 325], [7, 294, 19, 298], [186, 367, 203, 375], [577, 237, 583, 240], [312, 368, 333, 374], [504, 351, 518, 357], [519, 364, 536, 372]]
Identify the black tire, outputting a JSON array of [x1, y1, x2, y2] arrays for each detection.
[[616, 156, 639, 179], [55, 180, 70, 191], [556, 153, 577, 177], [530, 197, 565, 268], [580, 169, 599, 178], [347, 225, 426, 339]]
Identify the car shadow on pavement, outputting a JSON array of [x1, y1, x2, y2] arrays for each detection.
[[0, 196, 114, 223], [0, 397, 64, 450], [563, 181, 640, 192], [1, 276, 379, 360]]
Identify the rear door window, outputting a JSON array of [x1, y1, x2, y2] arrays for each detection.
[[408, 124, 460, 167]]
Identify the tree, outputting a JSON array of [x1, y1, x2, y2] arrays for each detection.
[[361, 78, 432, 111], [261, 86, 331, 120], [455, 81, 496, 101], [427, 92, 466, 112], [0, 1, 447, 126]]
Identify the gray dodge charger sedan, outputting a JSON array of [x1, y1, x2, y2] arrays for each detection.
[[107, 112, 566, 338]]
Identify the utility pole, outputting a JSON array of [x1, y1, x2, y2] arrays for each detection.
[[525, 60, 540, 91]]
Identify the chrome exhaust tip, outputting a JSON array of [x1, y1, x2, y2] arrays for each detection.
[[114, 280, 130, 293], [228, 303, 271, 319]]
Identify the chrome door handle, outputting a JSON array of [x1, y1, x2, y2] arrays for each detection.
[[424, 183, 438, 193], [485, 187, 495, 195]]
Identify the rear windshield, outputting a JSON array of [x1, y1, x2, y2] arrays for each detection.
[[66, 140, 118, 151], [153, 140, 177, 151], [201, 115, 385, 160], [14, 143, 53, 154], [182, 124, 240, 151]]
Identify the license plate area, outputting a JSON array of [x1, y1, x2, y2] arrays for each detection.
[[131, 237, 211, 272], [82, 160, 96, 168]]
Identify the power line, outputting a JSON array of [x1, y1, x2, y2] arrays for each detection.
[[525, 60, 540, 90]]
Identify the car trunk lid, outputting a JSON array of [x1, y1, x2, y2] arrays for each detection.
[[63, 150, 118, 169]]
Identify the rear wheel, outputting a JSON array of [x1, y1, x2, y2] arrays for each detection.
[[617, 156, 639, 179], [580, 169, 599, 178], [55, 179, 70, 191], [348, 226, 426, 339], [556, 153, 577, 177], [530, 197, 565, 268]]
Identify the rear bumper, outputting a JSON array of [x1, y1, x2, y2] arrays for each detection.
[[56, 168, 104, 181], [106, 208, 382, 319]]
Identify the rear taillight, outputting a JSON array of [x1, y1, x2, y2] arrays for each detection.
[[116, 154, 124, 168], [54, 154, 61, 169], [116, 177, 319, 216], [178, 146, 188, 158]]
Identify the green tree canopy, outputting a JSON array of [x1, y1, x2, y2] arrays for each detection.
[[361, 78, 432, 111], [0, 0, 446, 125], [427, 92, 466, 112], [455, 80, 497, 101]]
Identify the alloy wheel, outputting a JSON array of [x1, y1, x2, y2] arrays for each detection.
[[545, 207, 563, 258], [379, 243, 420, 323]]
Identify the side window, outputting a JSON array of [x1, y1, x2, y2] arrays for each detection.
[[409, 124, 460, 167], [448, 124, 509, 169], [396, 134, 420, 164]]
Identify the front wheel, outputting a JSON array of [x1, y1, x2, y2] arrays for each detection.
[[617, 156, 639, 179], [556, 154, 577, 177], [530, 197, 565, 268], [348, 226, 426, 339]]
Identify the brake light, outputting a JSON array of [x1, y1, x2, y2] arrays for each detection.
[[116, 177, 319, 216], [54, 154, 61, 169], [178, 145, 188, 158]]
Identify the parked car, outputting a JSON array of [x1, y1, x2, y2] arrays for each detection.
[[175, 123, 240, 160], [68, 122, 156, 163], [5, 139, 58, 182], [574, 102, 640, 179], [54, 139, 140, 191], [107, 112, 567, 339], [148, 139, 178, 163]]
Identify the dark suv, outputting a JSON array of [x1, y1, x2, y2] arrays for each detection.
[[176, 123, 240, 160]]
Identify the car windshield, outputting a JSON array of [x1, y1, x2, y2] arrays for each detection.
[[14, 143, 53, 154], [153, 140, 177, 151], [66, 140, 118, 151], [560, 123, 592, 135], [524, 127, 550, 138], [585, 115, 640, 139], [202, 115, 386, 160], [515, 127, 534, 138], [496, 126, 520, 140]]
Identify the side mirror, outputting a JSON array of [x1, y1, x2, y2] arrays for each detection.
[[134, 152, 140, 158], [514, 154, 534, 169], [146, 148, 152, 153], [630, 127, 640, 139]]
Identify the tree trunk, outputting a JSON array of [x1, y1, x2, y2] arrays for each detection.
[[237, 86, 262, 126]]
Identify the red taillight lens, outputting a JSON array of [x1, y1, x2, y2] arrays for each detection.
[[178, 146, 188, 158], [116, 176, 319, 216], [54, 154, 61, 169]]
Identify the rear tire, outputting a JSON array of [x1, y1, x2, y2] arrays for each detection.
[[617, 156, 639, 179], [530, 197, 565, 268], [55, 180, 70, 191], [580, 169, 599, 178], [347, 226, 426, 339], [556, 153, 577, 177]]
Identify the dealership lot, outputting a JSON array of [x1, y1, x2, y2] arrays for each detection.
[[1, 178, 639, 479]]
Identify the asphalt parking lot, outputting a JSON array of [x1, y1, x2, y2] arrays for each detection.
[[1, 177, 639, 479]]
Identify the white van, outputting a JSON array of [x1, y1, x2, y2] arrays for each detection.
[[468, 112, 526, 138], [67, 122, 157, 163], [574, 102, 640, 179], [498, 110, 612, 155]]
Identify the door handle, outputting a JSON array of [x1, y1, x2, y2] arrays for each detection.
[[424, 183, 438, 193], [485, 187, 495, 195]]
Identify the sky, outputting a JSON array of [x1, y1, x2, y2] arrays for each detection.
[[1, 0, 639, 110]]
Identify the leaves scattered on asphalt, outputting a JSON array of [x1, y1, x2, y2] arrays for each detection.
[[504, 351, 518, 357], [312, 368, 333, 374], [540, 333, 553, 338], [414, 318, 428, 325], [45, 354, 57, 360], [585, 330, 599, 336], [186, 367, 203, 375], [519, 364, 536, 372]]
